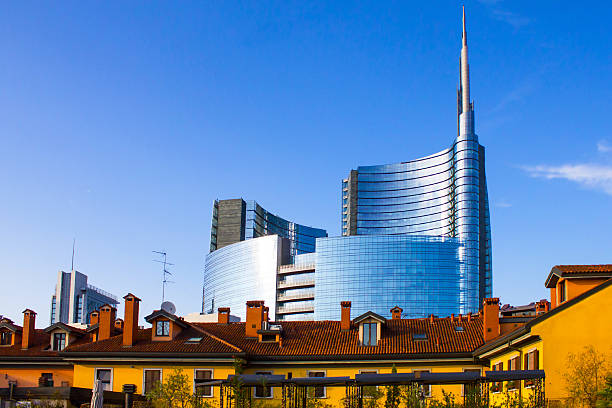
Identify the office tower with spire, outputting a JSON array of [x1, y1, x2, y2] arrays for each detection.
[[333, 8, 492, 316]]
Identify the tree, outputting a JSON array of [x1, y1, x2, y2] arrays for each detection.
[[384, 365, 401, 408], [563, 345, 611, 408], [596, 375, 612, 408], [147, 368, 214, 408]]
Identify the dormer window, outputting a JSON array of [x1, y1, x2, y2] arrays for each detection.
[[156, 321, 170, 337], [362, 322, 378, 346], [1, 331, 12, 345], [52, 333, 66, 351]]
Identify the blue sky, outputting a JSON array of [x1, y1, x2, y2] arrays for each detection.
[[1, 1, 611, 323]]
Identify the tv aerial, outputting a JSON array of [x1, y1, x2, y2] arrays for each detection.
[[153, 250, 174, 303]]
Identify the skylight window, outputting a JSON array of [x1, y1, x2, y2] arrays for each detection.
[[412, 333, 428, 341], [455, 326, 464, 332], [186, 337, 203, 343]]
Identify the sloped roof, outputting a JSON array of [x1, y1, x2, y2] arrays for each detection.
[[545, 264, 612, 288], [62, 316, 484, 361], [0, 329, 55, 358]]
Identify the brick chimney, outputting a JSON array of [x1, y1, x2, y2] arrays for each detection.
[[482, 298, 500, 343], [21, 309, 36, 350], [245, 301, 265, 338], [341, 301, 351, 331], [390, 306, 403, 320], [218, 307, 230, 324], [114, 319, 124, 331], [90, 310, 99, 326], [263, 306, 269, 322], [429, 314, 435, 324], [122, 293, 140, 347], [99, 304, 117, 341], [535, 300, 550, 316], [467, 312, 472, 322]]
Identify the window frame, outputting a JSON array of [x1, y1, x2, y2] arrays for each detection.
[[0, 331, 12, 346], [362, 322, 377, 346], [94, 368, 113, 392], [412, 369, 431, 397], [359, 369, 379, 396], [156, 320, 170, 337], [142, 368, 163, 395], [194, 368, 214, 398], [52, 332, 67, 351], [307, 370, 327, 398], [253, 370, 273, 399]]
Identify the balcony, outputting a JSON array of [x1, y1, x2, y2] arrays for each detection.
[[277, 304, 315, 315], [277, 291, 315, 302], [278, 263, 315, 275], [277, 278, 315, 289]]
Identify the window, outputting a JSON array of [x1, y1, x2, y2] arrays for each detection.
[[95, 368, 113, 392], [524, 350, 540, 388], [143, 369, 161, 395], [254, 371, 273, 398], [195, 369, 213, 398], [455, 326, 464, 332], [52, 333, 66, 351], [490, 362, 503, 393], [413, 370, 431, 397], [359, 370, 378, 397], [412, 333, 428, 341], [507, 357, 520, 390], [462, 369, 481, 396], [156, 321, 170, 337], [362, 323, 377, 346], [40, 373, 53, 387], [559, 281, 566, 303], [1, 331, 12, 345], [308, 371, 326, 398]]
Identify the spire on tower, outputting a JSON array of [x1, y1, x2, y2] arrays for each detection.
[[462, 6, 467, 46], [460, 5, 471, 115]]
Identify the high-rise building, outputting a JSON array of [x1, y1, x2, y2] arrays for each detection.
[[339, 8, 492, 310], [204, 199, 326, 319], [50, 270, 119, 325], [210, 199, 327, 256], [203, 9, 492, 321]]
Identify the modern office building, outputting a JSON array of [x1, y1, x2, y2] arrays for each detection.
[[50, 270, 119, 325], [338, 9, 492, 315], [210, 198, 327, 256], [203, 10, 492, 321]]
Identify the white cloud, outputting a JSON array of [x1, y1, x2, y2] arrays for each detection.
[[476, 0, 531, 29], [597, 140, 612, 153], [522, 164, 612, 195], [495, 200, 512, 208]]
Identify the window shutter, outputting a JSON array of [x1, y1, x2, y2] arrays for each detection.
[[534, 350, 539, 369], [508, 359, 512, 370], [524, 354, 529, 370]]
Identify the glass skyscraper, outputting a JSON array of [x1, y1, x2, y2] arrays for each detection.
[[203, 10, 492, 321], [210, 199, 327, 256], [339, 10, 492, 314]]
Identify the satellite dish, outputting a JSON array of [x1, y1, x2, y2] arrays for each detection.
[[161, 301, 176, 315]]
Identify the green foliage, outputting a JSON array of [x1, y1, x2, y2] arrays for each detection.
[[146, 368, 215, 408], [427, 390, 457, 408], [385, 365, 401, 408], [596, 376, 612, 408], [563, 346, 612, 408]]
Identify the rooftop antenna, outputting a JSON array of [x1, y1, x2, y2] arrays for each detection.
[[71, 238, 76, 271], [153, 251, 175, 302]]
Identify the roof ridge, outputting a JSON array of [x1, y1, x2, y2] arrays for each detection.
[[191, 324, 243, 353]]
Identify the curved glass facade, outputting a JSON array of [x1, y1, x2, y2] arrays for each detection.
[[203, 235, 289, 319], [210, 199, 327, 256], [314, 235, 466, 319], [341, 130, 492, 311]]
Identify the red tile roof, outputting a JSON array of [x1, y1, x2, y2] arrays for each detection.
[[0, 329, 56, 358], [554, 264, 612, 274], [62, 316, 484, 360]]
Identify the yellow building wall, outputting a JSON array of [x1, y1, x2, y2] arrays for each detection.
[[486, 340, 544, 406], [73, 363, 235, 398], [531, 282, 612, 401], [242, 362, 484, 405], [487, 282, 612, 403], [0, 367, 73, 388]]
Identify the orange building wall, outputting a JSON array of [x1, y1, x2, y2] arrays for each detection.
[[0, 367, 73, 388]]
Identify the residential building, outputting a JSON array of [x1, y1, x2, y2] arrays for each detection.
[[474, 265, 612, 403], [50, 269, 119, 326], [209, 198, 327, 256]]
